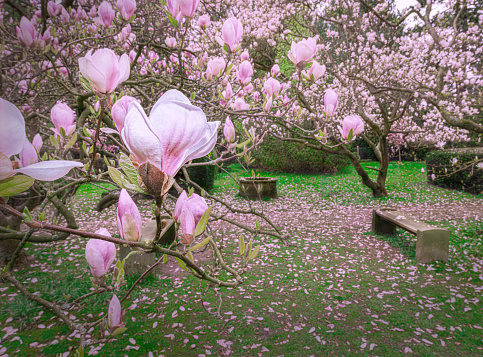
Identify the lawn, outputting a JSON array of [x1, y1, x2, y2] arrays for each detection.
[[0, 161, 482, 356]]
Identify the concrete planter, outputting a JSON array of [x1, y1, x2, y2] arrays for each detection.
[[239, 177, 278, 199], [119, 216, 176, 277]]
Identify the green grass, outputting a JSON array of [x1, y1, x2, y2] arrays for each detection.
[[0, 161, 482, 356]]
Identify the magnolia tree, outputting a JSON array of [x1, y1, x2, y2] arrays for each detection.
[[0, 0, 481, 350]]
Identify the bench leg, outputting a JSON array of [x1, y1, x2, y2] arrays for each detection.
[[416, 229, 450, 264], [372, 210, 397, 235]]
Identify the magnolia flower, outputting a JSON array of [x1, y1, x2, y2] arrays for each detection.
[[288, 37, 317, 70], [165, 36, 177, 48], [264, 77, 281, 98], [166, 0, 182, 23], [85, 228, 116, 278], [198, 14, 210, 27], [240, 50, 250, 61], [116, 189, 142, 242], [79, 48, 130, 93], [324, 88, 338, 117], [340, 115, 364, 140], [217, 17, 243, 53], [205, 57, 226, 81], [47, 1, 62, 17], [174, 191, 208, 244], [60, 7, 70, 23], [97, 1, 115, 27], [271, 64, 281, 77], [223, 117, 235, 143], [264, 96, 273, 112], [234, 97, 249, 111], [0, 98, 82, 182], [19, 139, 38, 167], [121, 90, 220, 193], [303, 61, 325, 81], [117, 0, 136, 21], [16, 17, 37, 48], [108, 294, 125, 332], [237, 61, 253, 85], [51, 101, 76, 138], [32, 134, 43, 154], [109, 95, 139, 133], [179, 0, 199, 17]]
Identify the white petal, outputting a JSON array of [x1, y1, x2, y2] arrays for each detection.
[[0, 98, 26, 157], [14, 160, 83, 181]]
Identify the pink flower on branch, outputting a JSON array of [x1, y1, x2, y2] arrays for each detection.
[[340, 115, 364, 141], [288, 37, 317, 70], [174, 191, 208, 245], [85, 228, 116, 279], [198, 14, 210, 28], [78, 48, 130, 94], [0, 98, 82, 182], [324, 88, 338, 117], [116, 0, 136, 22], [51, 101, 76, 138], [110, 95, 139, 133], [16, 17, 37, 48], [116, 189, 142, 242], [223, 117, 236, 143], [97, 1, 115, 27], [237, 61, 253, 85], [179, 0, 199, 17], [217, 17, 243, 53], [108, 294, 125, 332], [121, 90, 220, 179]]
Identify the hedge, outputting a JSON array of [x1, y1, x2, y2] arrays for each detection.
[[251, 136, 351, 174], [426, 148, 483, 195], [173, 156, 217, 194]]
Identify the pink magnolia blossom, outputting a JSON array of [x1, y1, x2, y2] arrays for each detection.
[[110, 95, 139, 133], [78, 48, 130, 93], [122, 90, 220, 177], [263, 77, 281, 98], [288, 37, 317, 70], [165, 37, 177, 48], [218, 17, 243, 53], [85, 228, 116, 278], [60, 7, 70, 23], [174, 191, 208, 244], [324, 88, 338, 117], [117, 0, 136, 22], [51, 101, 76, 138], [223, 117, 235, 143], [264, 96, 273, 112], [166, 0, 182, 23], [198, 14, 210, 27], [32, 134, 43, 154], [271, 64, 281, 78], [19, 139, 38, 167], [108, 294, 124, 331], [240, 50, 250, 61], [234, 97, 249, 111], [0, 97, 26, 158], [179, 0, 199, 17], [340, 115, 364, 140], [97, 1, 115, 27], [303, 61, 325, 81], [205, 57, 226, 81], [16, 17, 37, 48], [47, 1, 62, 17], [237, 61, 253, 85], [116, 189, 142, 242]]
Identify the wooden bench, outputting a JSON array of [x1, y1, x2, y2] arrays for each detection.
[[372, 208, 450, 264]]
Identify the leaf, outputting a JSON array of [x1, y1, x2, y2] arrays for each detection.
[[0, 176, 35, 197], [194, 206, 212, 237], [348, 128, 354, 141], [186, 251, 194, 263], [22, 207, 33, 223], [162, 254, 169, 263], [65, 132, 78, 150], [189, 236, 210, 251], [167, 13, 178, 27], [248, 245, 260, 261], [50, 135, 59, 150], [176, 257, 188, 271], [103, 155, 110, 167], [38, 212, 45, 222], [239, 234, 245, 255], [108, 167, 124, 188], [111, 327, 127, 337], [119, 153, 138, 184]]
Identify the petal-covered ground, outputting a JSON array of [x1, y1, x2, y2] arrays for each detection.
[[0, 161, 482, 356]]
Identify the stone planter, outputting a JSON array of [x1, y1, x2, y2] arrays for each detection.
[[119, 216, 176, 277], [239, 177, 278, 199]]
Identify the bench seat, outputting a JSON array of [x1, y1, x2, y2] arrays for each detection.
[[372, 208, 450, 264]]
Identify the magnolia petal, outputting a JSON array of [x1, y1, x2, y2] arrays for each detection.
[[19, 139, 38, 167], [100, 127, 119, 135], [117, 189, 142, 237], [0, 153, 14, 180], [186, 193, 208, 225], [85, 241, 107, 278], [180, 205, 195, 236], [108, 294, 122, 329], [151, 89, 191, 113], [0, 97, 26, 157], [174, 190, 188, 222], [32, 134, 43, 153], [14, 160, 83, 181], [121, 212, 140, 241], [122, 102, 162, 168], [117, 54, 131, 85]]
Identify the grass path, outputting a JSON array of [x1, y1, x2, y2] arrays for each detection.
[[0, 161, 482, 356]]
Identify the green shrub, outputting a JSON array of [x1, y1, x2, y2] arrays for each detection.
[[175, 156, 217, 193], [251, 136, 350, 174], [426, 148, 483, 194]]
